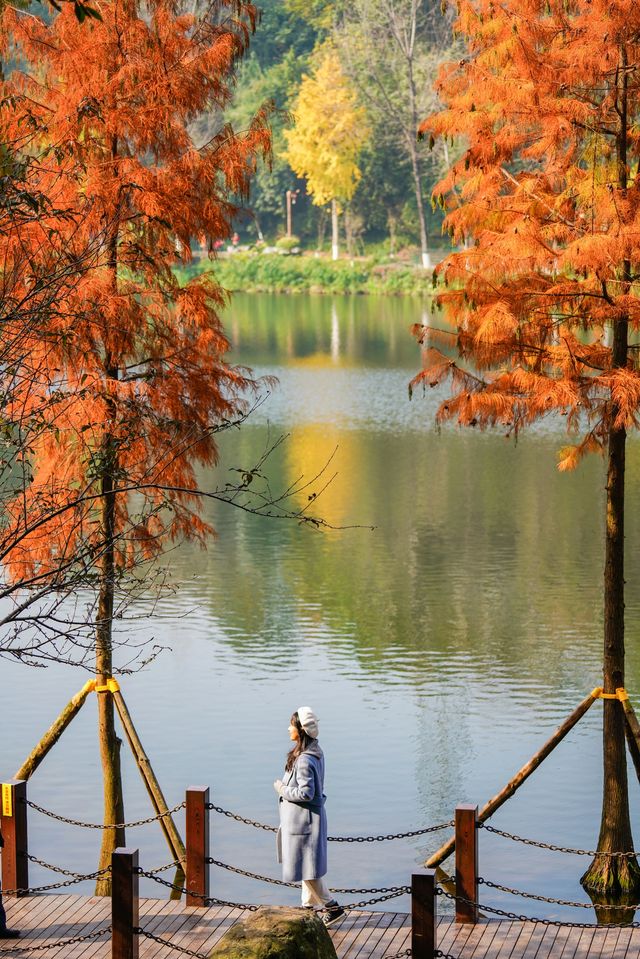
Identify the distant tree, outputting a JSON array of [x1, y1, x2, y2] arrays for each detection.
[[283, 45, 368, 259], [223, 50, 307, 239], [337, 0, 454, 266], [416, 0, 640, 897], [212, 0, 320, 240], [5, 0, 270, 892]]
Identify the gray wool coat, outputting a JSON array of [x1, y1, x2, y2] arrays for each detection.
[[276, 741, 328, 882]]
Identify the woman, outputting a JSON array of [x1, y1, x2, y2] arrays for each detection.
[[274, 707, 344, 926]]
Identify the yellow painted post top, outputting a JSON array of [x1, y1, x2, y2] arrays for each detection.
[[2, 783, 13, 817]]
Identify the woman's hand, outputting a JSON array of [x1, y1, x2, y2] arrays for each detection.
[[273, 779, 284, 796]]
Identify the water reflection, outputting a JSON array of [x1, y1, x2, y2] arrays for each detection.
[[3, 294, 640, 921]]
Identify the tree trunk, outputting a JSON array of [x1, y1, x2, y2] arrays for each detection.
[[580, 385, 640, 895], [95, 131, 125, 896], [408, 140, 429, 270], [406, 52, 429, 270], [316, 207, 327, 253], [95, 447, 125, 896], [581, 47, 640, 899], [387, 212, 397, 255], [331, 199, 339, 261]]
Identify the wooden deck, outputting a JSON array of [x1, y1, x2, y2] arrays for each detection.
[[1, 895, 639, 959]]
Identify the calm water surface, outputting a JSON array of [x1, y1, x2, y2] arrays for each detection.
[[4, 293, 640, 919]]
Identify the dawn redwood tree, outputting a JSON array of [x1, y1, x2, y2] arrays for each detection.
[[5, 0, 269, 892], [416, 0, 640, 895]]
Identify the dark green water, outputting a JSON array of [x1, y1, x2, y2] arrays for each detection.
[[4, 293, 640, 919]]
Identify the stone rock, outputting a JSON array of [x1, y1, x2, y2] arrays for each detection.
[[208, 906, 337, 959]]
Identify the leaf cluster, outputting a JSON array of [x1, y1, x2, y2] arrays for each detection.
[[414, 0, 640, 466]]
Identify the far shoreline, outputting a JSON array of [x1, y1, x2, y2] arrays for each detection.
[[177, 251, 446, 297]]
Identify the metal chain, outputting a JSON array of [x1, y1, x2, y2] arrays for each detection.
[[139, 867, 407, 912], [382, 949, 411, 959], [328, 822, 454, 842], [207, 858, 406, 894], [206, 804, 278, 833], [0, 926, 111, 953], [207, 858, 297, 887], [4, 866, 111, 895], [435, 885, 640, 929], [136, 927, 210, 959], [137, 869, 259, 911], [479, 823, 640, 857], [436, 951, 463, 959], [206, 805, 453, 841], [478, 877, 640, 910], [27, 854, 105, 879], [25, 798, 186, 830], [340, 887, 411, 909], [148, 859, 182, 874]]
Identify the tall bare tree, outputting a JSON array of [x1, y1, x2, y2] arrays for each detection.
[[336, 0, 455, 267]]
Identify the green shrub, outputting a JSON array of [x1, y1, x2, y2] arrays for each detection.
[[274, 235, 301, 253], [176, 253, 436, 296]]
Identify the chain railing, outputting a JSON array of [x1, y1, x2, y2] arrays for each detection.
[[24, 797, 185, 830], [329, 823, 454, 842], [26, 853, 106, 879], [137, 866, 410, 912], [148, 858, 182, 874], [0, 926, 111, 953], [206, 857, 407, 895], [479, 821, 640, 857], [137, 867, 260, 910], [436, 885, 640, 929], [136, 926, 211, 959], [12, 785, 640, 951], [478, 876, 640, 910], [3, 865, 111, 895], [206, 804, 453, 842], [206, 803, 279, 834]]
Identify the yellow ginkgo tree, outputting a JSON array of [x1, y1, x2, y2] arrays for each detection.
[[283, 45, 368, 260]]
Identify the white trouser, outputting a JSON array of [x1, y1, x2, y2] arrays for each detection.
[[301, 877, 333, 907]]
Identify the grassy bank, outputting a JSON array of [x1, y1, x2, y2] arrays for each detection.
[[177, 253, 439, 295]]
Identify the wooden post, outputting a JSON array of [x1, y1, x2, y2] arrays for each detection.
[[112, 687, 186, 872], [112, 848, 139, 959], [412, 870, 436, 959], [186, 787, 209, 907], [1, 781, 28, 897], [426, 688, 599, 867], [455, 805, 478, 923], [14, 681, 94, 781]]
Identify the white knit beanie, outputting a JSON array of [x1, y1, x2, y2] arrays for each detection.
[[297, 706, 319, 739]]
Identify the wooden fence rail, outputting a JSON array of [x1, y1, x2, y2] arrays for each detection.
[[0, 781, 487, 959]]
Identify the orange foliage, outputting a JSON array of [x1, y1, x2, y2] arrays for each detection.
[[2, 0, 270, 582], [414, 0, 640, 467]]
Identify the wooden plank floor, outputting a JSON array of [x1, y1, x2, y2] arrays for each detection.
[[0, 896, 639, 959]]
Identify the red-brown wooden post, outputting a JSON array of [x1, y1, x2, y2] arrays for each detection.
[[1, 781, 28, 897], [412, 869, 436, 959], [455, 803, 478, 923], [112, 848, 139, 959], [186, 786, 209, 907]]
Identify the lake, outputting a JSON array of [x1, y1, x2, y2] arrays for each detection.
[[3, 292, 640, 920]]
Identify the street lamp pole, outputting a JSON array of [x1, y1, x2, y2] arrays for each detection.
[[285, 189, 300, 239]]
